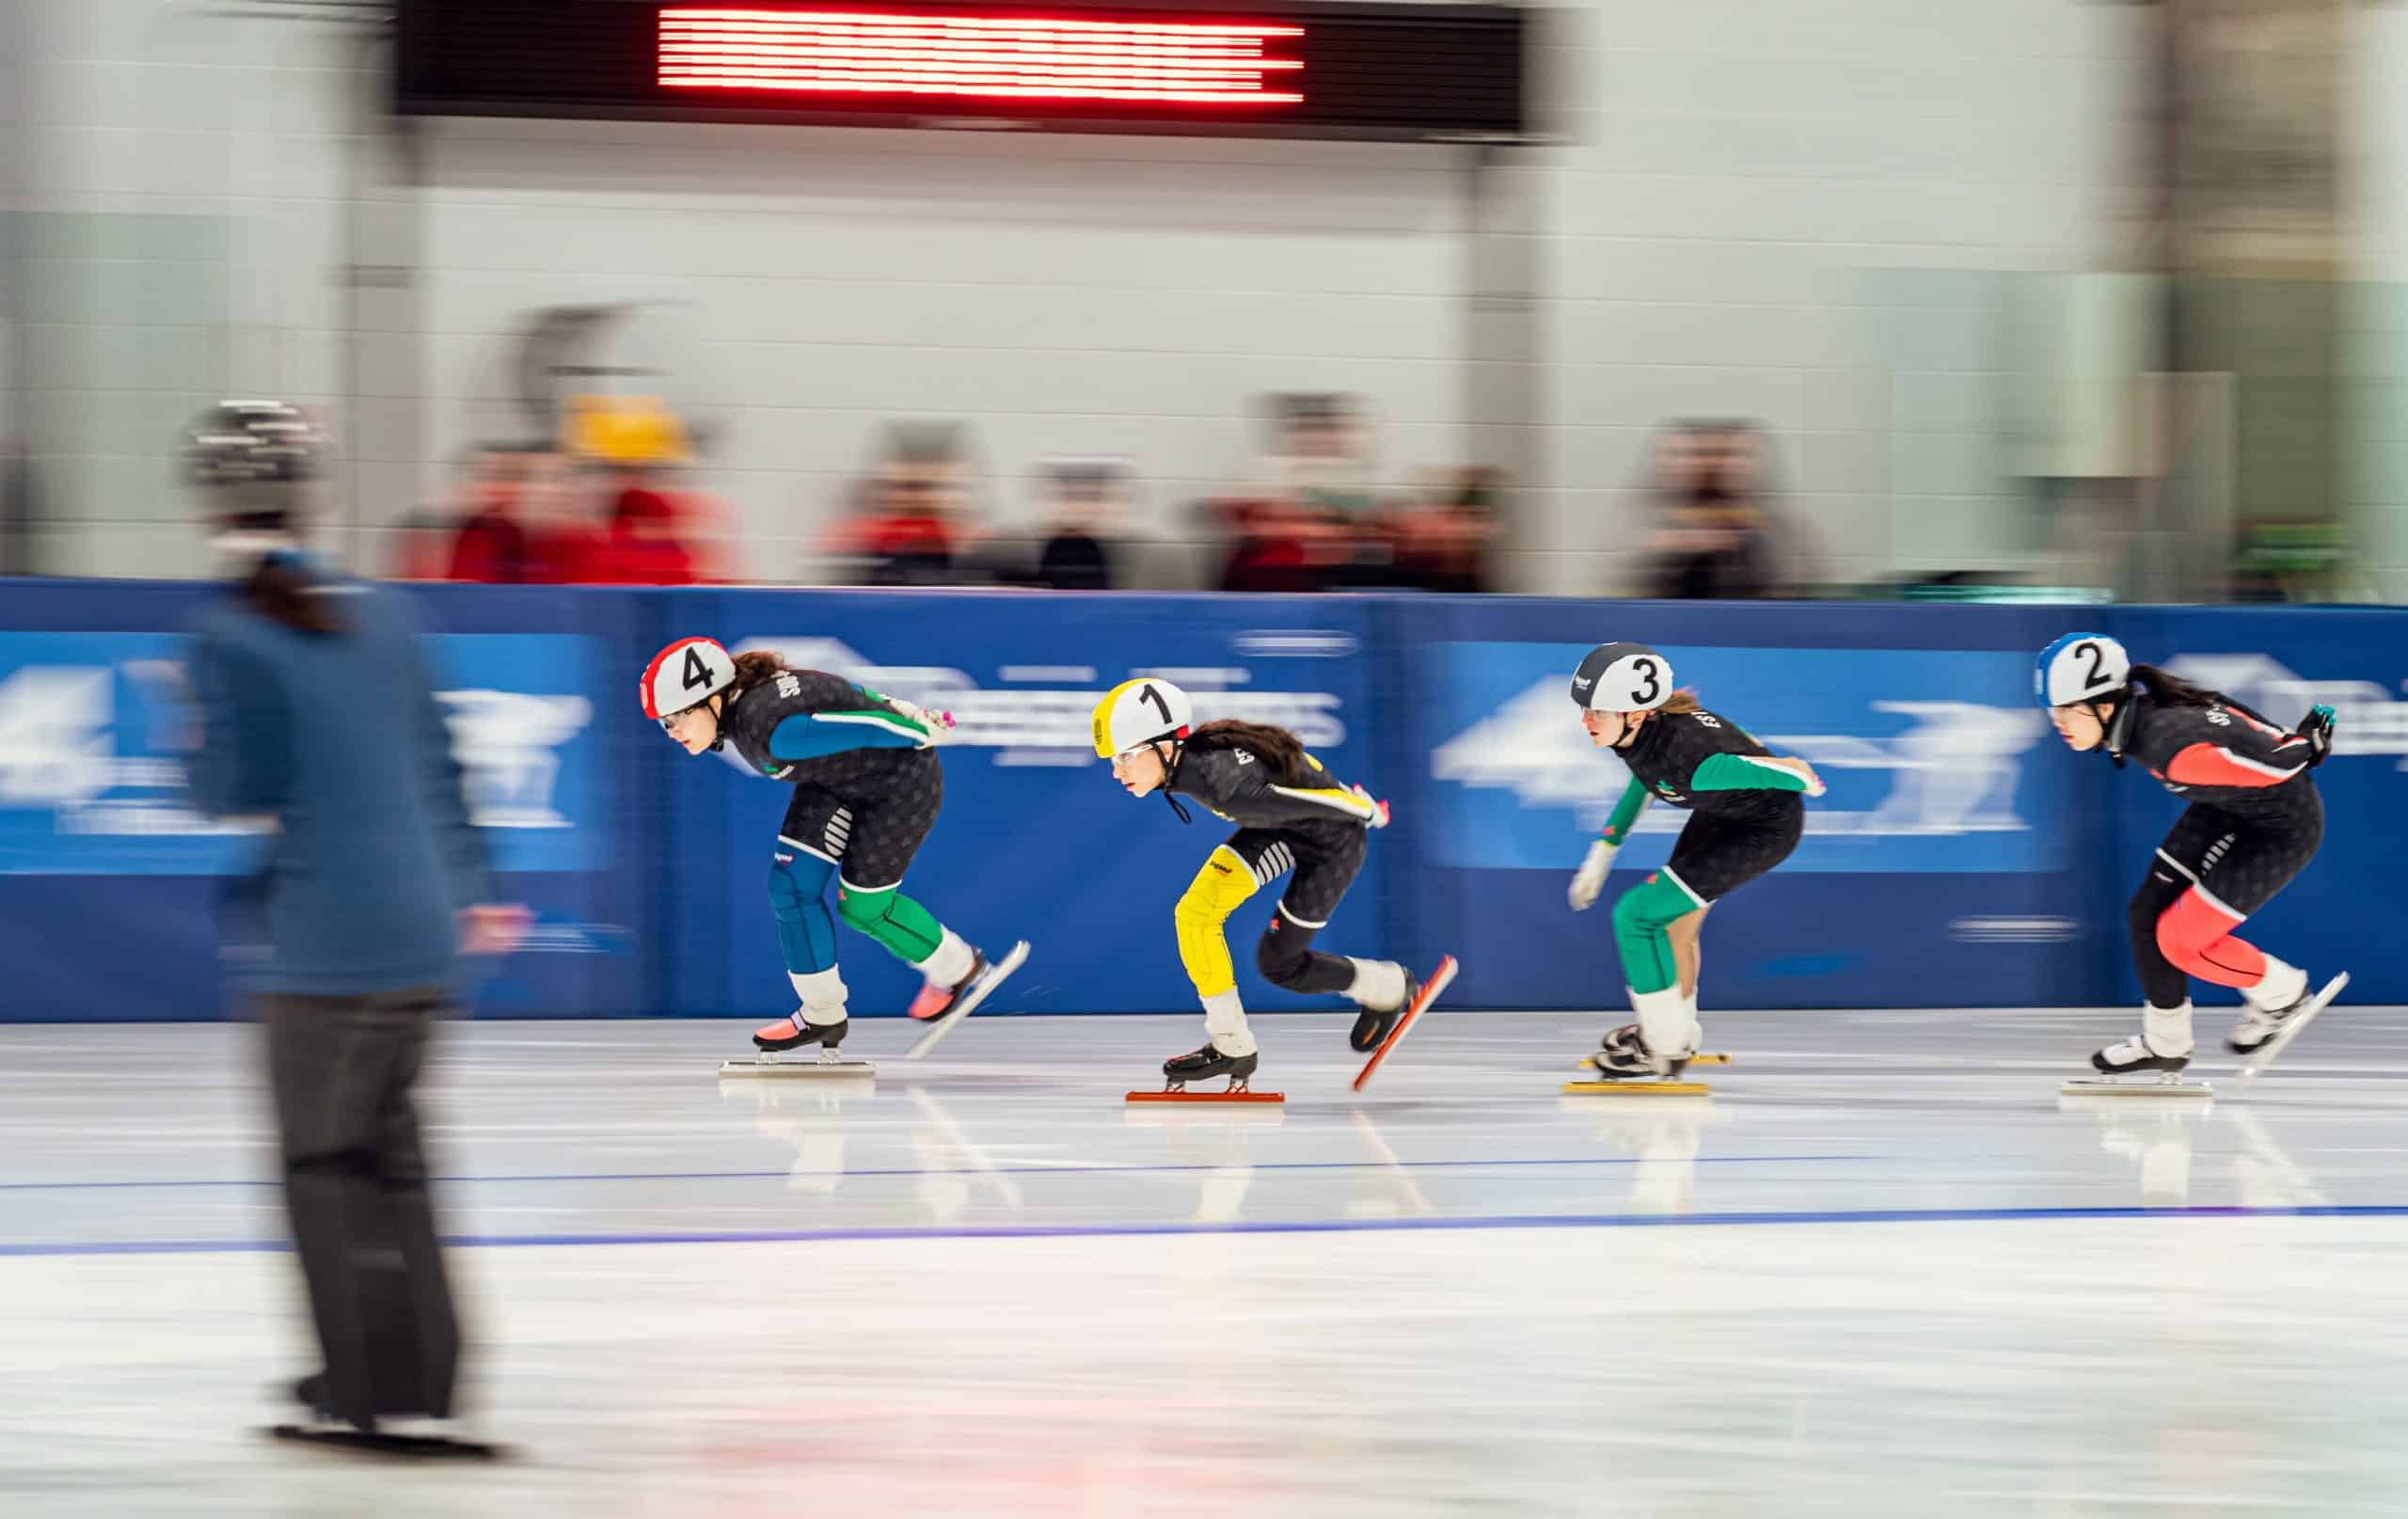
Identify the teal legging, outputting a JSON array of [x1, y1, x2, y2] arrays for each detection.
[[1610, 872, 1698, 996], [836, 879, 945, 965]]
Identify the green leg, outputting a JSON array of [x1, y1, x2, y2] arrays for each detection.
[[1609, 873, 1695, 996], [835, 882, 946, 965]]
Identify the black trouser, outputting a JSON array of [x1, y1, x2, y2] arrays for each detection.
[[262, 986, 460, 1427]]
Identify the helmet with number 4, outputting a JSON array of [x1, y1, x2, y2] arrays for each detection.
[[642, 636, 737, 725], [2035, 632, 2131, 709], [1570, 641, 1674, 714], [1091, 677, 1194, 758]]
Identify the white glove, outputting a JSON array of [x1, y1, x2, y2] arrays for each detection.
[[1795, 762, 1826, 799], [886, 697, 957, 749], [1351, 783, 1391, 829], [1569, 838, 1618, 910]]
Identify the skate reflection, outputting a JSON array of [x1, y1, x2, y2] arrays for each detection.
[[1559, 1100, 1723, 1213], [2064, 1098, 2200, 1208], [715, 1075, 861, 1196]]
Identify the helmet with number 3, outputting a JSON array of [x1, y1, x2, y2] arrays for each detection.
[[1570, 641, 1675, 714], [2035, 632, 2131, 709], [1091, 677, 1195, 758], [642, 636, 737, 725]]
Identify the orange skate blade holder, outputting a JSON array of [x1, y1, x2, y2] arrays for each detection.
[[1127, 1083, 1284, 1104], [1352, 954, 1460, 1093]]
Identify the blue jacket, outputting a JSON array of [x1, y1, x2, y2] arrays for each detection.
[[186, 568, 494, 994]]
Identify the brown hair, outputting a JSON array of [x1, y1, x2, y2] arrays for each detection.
[[728, 650, 784, 692], [242, 555, 343, 636], [1186, 719, 1314, 783], [1656, 689, 1703, 716], [2129, 662, 2218, 709]]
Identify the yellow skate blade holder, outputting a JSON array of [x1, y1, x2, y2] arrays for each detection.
[[1562, 1080, 1712, 1098]]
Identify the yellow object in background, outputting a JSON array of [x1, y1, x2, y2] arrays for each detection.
[[562, 394, 691, 464]]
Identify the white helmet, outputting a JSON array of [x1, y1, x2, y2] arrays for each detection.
[[2035, 632, 2131, 708], [642, 636, 737, 725], [1570, 641, 1674, 713], [1092, 677, 1194, 757]]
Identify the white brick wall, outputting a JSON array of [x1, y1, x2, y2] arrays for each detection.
[[11, 0, 2139, 591]]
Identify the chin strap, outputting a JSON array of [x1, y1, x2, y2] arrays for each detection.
[[2102, 690, 2136, 767], [1158, 738, 1193, 825]]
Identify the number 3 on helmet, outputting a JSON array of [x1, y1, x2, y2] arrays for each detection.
[[642, 636, 737, 727], [1091, 677, 1194, 757], [1569, 641, 1674, 714], [2035, 633, 2131, 709]]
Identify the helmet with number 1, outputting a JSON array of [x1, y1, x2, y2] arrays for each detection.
[[2035, 633, 2131, 709], [1570, 641, 1674, 714], [1091, 677, 1194, 758], [642, 636, 737, 726]]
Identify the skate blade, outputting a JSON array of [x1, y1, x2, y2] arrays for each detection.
[[267, 1425, 507, 1460], [1126, 1088, 1284, 1104], [2059, 1076, 2211, 1100], [2227, 972, 2348, 1097], [1561, 1080, 1712, 1097], [1351, 955, 1458, 1093], [904, 940, 1030, 1061], [1574, 1053, 1729, 1071], [719, 1056, 875, 1078]]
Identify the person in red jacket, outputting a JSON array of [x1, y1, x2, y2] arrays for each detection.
[[2037, 632, 2344, 1084]]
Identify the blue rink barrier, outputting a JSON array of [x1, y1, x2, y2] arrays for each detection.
[[0, 582, 2398, 1021]]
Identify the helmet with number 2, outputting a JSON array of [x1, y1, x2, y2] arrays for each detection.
[[642, 636, 737, 726], [1092, 678, 1194, 758], [2035, 632, 2131, 709], [1570, 641, 1675, 714]]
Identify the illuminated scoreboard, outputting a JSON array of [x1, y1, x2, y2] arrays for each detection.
[[397, 0, 1529, 141]]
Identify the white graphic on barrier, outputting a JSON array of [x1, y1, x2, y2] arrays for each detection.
[[1431, 678, 2048, 837], [2164, 654, 2408, 769], [727, 636, 1346, 768], [436, 691, 594, 829], [0, 658, 592, 840]]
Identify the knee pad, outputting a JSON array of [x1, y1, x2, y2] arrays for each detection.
[[835, 886, 888, 933], [1255, 915, 1315, 989], [1174, 847, 1259, 998], [2156, 889, 2262, 983]]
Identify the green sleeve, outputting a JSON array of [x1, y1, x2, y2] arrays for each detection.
[[1599, 776, 1651, 846], [1690, 752, 1810, 793]]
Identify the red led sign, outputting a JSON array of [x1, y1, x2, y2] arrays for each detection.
[[659, 8, 1306, 105]]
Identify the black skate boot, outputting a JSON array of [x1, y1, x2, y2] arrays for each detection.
[[2091, 1034, 2190, 1077], [1348, 972, 1420, 1053], [1163, 1043, 1260, 1091], [1583, 1022, 1689, 1082], [753, 1013, 848, 1053]]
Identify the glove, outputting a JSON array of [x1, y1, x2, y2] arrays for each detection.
[[2299, 704, 2337, 767], [1795, 762, 1827, 799], [886, 697, 957, 749], [1568, 838, 1618, 911], [1351, 783, 1391, 829]]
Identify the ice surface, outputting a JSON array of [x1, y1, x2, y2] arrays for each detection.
[[5, 1006, 2408, 1516]]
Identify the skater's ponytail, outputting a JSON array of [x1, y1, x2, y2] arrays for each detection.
[[1187, 719, 1314, 783], [727, 650, 785, 692], [1656, 689, 1703, 716], [2128, 663, 2218, 709]]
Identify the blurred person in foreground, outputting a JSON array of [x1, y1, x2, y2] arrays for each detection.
[[182, 402, 525, 1458]]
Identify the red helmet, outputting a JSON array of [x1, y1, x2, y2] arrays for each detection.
[[641, 637, 737, 724]]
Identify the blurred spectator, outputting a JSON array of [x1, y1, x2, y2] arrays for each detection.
[[587, 473, 698, 585], [827, 422, 972, 586], [1217, 495, 1354, 593], [1639, 420, 1813, 600], [444, 447, 541, 583], [1265, 392, 1379, 518], [1027, 456, 1128, 590], [1384, 467, 1504, 593]]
